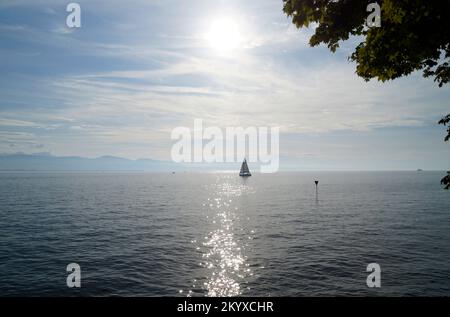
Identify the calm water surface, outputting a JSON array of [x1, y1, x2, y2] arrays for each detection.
[[0, 172, 449, 296]]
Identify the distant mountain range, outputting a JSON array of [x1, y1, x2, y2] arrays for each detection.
[[0, 153, 183, 171]]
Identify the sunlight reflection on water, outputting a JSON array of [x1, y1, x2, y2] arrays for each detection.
[[189, 176, 255, 297]]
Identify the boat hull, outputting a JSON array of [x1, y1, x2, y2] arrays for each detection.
[[239, 172, 252, 177]]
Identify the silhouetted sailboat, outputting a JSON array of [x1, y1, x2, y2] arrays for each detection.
[[239, 159, 251, 177]]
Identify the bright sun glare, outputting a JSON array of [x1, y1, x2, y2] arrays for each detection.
[[206, 18, 242, 52]]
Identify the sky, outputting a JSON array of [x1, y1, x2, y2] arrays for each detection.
[[0, 0, 449, 170]]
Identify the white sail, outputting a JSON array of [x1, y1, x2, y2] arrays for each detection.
[[239, 159, 251, 176]]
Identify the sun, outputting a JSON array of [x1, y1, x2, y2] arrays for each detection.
[[205, 18, 242, 52]]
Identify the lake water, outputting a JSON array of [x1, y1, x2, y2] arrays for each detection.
[[0, 171, 449, 296]]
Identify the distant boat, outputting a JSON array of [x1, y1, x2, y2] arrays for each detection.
[[239, 159, 251, 177], [417, 169, 423, 172]]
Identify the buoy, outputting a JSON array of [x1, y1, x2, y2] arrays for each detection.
[[314, 180, 319, 201]]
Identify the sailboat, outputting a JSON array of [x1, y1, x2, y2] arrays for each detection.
[[239, 158, 252, 177]]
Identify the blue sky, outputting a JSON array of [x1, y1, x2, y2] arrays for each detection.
[[0, 0, 449, 170]]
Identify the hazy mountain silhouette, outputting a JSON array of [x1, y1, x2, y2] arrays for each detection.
[[0, 153, 181, 171]]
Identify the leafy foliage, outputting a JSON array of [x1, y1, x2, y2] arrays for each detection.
[[439, 115, 450, 190], [442, 172, 450, 190], [283, 0, 450, 86], [284, 0, 450, 189], [438, 114, 450, 142]]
